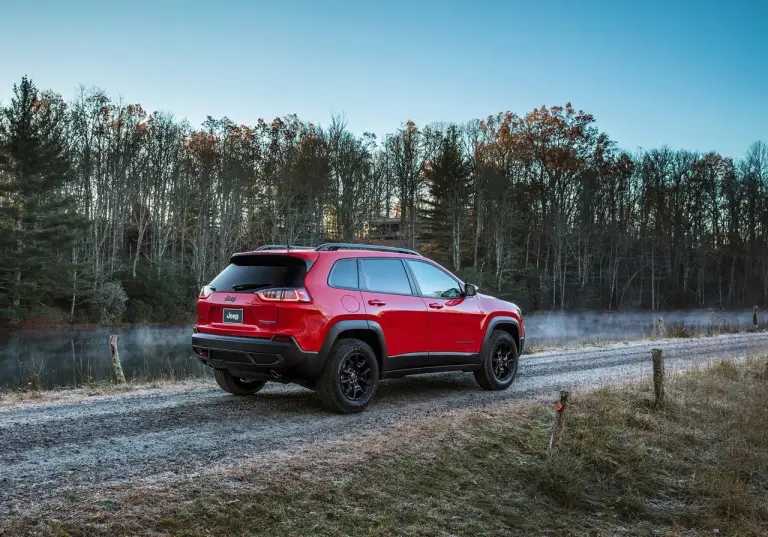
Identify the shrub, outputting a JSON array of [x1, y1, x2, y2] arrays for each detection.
[[667, 320, 691, 338], [93, 281, 128, 325]]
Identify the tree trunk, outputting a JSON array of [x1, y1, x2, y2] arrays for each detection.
[[132, 226, 146, 278], [651, 249, 655, 311], [13, 270, 21, 308], [109, 335, 127, 384], [473, 191, 482, 269]]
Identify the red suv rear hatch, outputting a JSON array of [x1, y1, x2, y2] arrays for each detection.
[[198, 253, 315, 336]]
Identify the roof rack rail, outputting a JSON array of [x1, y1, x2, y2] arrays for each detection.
[[315, 243, 420, 256], [255, 244, 315, 251]]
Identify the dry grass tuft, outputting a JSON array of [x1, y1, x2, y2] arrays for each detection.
[[5, 359, 768, 536], [665, 320, 692, 338]]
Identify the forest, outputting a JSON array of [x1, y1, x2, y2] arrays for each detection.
[[0, 76, 767, 327]]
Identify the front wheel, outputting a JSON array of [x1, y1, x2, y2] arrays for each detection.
[[214, 369, 266, 395], [474, 330, 519, 390], [317, 338, 380, 413]]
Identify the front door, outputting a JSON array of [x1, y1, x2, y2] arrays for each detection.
[[359, 257, 430, 371], [405, 260, 484, 365]]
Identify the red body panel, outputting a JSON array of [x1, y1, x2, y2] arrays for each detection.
[[361, 290, 429, 363], [195, 248, 524, 363], [477, 294, 525, 341], [423, 296, 485, 354]]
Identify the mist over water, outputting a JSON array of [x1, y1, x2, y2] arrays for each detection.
[[0, 310, 762, 389], [523, 309, 760, 346], [0, 326, 205, 390]]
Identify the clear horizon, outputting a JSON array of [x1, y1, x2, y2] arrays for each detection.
[[1, 0, 765, 158]]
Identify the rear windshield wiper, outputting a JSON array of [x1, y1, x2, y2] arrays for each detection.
[[231, 283, 273, 292]]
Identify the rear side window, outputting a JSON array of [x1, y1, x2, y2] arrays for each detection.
[[328, 259, 358, 289], [209, 255, 307, 292], [359, 259, 412, 295]]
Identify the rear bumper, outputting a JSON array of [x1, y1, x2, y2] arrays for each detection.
[[192, 332, 323, 380]]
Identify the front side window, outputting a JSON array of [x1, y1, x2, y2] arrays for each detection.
[[359, 259, 412, 295], [406, 261, 462, 298]]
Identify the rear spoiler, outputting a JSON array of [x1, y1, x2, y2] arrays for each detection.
[[229, 251, 317, 269]]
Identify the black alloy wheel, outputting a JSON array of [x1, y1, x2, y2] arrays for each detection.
[[339, 352, 373, 401], [491, 340, 516, 381], [474, 329, 519, 391], [317, 338, 380, 413], [214, 369, 267, 395]]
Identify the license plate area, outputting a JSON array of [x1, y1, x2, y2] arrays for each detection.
[[222, 308, 244, 324]]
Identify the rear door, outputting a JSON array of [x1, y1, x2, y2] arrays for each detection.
[[359, 257, 430, 371], [404, 259, 484, 365], [199, 254, 309, 336]]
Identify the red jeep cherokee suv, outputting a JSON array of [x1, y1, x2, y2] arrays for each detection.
[[192, 243, 525, 413]]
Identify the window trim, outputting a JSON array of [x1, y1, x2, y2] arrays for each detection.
[[404, 259, 465, 299], [358, 257, 416, 297], [327, 258, 360, 291]]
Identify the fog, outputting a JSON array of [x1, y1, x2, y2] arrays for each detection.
[[0, 326, 205, 390], [524, 309, 761, 346], [0, 310, 762, 389]]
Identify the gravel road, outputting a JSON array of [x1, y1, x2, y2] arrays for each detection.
[[2, 332, 767, 513]]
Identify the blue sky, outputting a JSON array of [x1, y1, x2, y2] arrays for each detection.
[[1, 0, 765, 157]]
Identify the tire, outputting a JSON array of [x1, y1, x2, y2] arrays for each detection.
[[474, 330, 519, 391], [214, 369, 267, 396], [317, 338, 380, 414]]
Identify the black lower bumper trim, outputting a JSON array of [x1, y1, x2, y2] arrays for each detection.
[[192, 333, 323, 379]]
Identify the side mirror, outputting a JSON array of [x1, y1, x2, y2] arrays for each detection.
[[464, 283, 478, 297]]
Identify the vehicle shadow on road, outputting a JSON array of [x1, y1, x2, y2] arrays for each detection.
[[246, 372, 488, 411]]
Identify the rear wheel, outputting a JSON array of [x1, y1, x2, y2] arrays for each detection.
[[474, 330, 519, 391], [214, 369, 266, 395], [317, 338, 380, 413]]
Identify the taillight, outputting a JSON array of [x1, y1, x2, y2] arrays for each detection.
[[199, 285, 214, 299], [257, 287, 311, 303]]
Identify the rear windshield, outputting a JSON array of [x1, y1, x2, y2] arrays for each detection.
[[209, 255, 307, 292]]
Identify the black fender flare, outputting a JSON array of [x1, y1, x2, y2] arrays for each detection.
[[481, 316, 523, 356], [317, 319, 388, 364]]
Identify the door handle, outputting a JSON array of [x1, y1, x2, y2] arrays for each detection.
[[428, 303, 444, 309], [368, 299, 386, 307]]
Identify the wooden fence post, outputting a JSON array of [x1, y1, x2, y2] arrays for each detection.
[[753, 306, 759, 327], [109, 334, 126, 384], [547, 390, 571, 462], [652, 348, 665, 409]]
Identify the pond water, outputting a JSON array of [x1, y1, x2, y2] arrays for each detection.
[[0, 310, 760, 390], [0, 326, 206, 390]]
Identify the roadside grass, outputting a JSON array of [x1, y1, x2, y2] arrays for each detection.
[[522, 338, 630, 354], [0, 376, 212, 409], [8, 357, 768, 537], [648, 319, 766, 341]]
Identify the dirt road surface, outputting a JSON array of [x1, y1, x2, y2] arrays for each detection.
[[2, 332, 766, 514]]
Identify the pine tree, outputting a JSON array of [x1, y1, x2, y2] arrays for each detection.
[[0, 76, 86, 322], [423, 126, 470, 271]]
